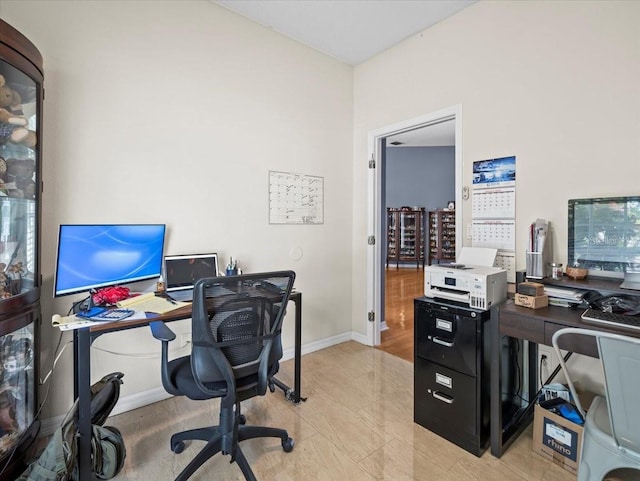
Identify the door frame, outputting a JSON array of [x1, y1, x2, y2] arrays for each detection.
[[366, 105, 463, 346]]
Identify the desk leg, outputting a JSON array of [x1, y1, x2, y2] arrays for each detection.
[[272, 294, 306, 403], [292, 294, 305, 403], [490, 317, 538, 457], [490, 307, 502, 457], [74, 328, 93, 480]]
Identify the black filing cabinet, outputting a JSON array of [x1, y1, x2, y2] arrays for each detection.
[[414, 297, 491, 456]]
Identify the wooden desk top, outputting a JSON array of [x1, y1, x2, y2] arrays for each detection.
[[88, 290, 301, 335], [499, 300, 640, 358]]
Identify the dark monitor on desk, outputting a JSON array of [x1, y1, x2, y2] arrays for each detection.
[[568, 196, 640, 289], [54, 224, 166, 298]]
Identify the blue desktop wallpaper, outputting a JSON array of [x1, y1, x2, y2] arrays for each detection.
[[55, 224, 166, 296]]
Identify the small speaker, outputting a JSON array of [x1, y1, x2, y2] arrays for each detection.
[[516, 270, 527, 284]]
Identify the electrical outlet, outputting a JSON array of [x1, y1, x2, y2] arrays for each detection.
[[538, 346, 555, 388], [180, 332, 192, 349]]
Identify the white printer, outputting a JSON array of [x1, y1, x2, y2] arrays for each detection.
[[424, 263, 507, 310]]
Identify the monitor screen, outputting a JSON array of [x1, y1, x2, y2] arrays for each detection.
[[164, 253, 218, 292], [568, 196, 640, 279], [54, 224, 166, 297]]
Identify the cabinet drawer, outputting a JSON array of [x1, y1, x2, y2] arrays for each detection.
[[414, 358, 477, 437], [415, 302, 479, 376]]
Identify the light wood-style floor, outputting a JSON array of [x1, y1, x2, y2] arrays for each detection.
[[378, 267, 424, 362], [108, 341, 575, 480]]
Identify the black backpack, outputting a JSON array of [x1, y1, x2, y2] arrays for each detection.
[[19, 372, 127, 481]]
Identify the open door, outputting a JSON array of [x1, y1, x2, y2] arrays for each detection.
[[367, 105, 463, 346]]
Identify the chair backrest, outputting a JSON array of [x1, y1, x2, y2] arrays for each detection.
[[190, 271, 296, 395], [552, 327, 640, 454]]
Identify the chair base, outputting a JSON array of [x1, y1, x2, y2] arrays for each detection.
[[171, 423, 294, 481]]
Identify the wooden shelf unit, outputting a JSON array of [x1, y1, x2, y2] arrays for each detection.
[[428, 209, 456, 265], [386, 207, 425, 269]]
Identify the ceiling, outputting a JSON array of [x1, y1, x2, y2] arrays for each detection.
[[213, 0, 474, 147], [213, 0, 476, 66]]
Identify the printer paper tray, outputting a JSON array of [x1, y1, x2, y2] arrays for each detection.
[[424, 287, 469, 303]]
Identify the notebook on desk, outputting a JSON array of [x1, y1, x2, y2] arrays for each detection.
[[165, 253, 222, 302]]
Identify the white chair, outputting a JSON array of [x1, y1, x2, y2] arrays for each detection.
[[552, 328, 640, 481]]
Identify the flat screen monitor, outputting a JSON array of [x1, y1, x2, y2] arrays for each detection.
[[568, 196, 640, 287], [164, 253, 218, 292], [54, 224, 166, 297]]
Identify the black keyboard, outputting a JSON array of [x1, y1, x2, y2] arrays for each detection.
[[581, 309, 640, 332]]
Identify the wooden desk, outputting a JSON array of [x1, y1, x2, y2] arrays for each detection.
[[73, 291, 302, 480], [490, 300, 640, 457]]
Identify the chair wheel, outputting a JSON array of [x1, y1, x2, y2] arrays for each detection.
[[238, 414, 247, 425], [171, 441, 186, 453], [282, 437, 294, 453], [268, 380, 275, 393]]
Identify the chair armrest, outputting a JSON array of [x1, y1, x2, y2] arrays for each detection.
[[150, 320, 176, 342], [149, 320, 181, 395]]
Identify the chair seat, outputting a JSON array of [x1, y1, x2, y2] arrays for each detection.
[[167, 356, 276, 401]]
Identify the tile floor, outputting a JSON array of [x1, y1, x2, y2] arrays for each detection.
[[108, 341, 576, 480]]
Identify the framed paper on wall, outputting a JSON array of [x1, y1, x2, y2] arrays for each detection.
[[268, 171, 324, 224]]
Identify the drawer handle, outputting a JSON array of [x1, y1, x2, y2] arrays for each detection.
[[432, 337, 453, 347], [432, 391, 454, 404]]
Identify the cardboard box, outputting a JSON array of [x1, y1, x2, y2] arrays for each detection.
[[532, 392, 595, 475], [517, 281, 545, 297], [514, 293, 548, 309]]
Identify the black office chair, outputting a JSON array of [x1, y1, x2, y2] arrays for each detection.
[[150, 271, 296, 481]]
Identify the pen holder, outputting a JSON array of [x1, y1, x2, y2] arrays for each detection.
[[225, 267, 237, 276], [526, 252, 545, 279]]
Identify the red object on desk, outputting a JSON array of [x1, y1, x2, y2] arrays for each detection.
[[92, 286, 131, 305]]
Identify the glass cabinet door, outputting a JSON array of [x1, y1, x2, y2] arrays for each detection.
[[387, 209, 397, 259], [399, 211, 417, 258], [0, 61, 38, 299], [0, 323, 35, 452]]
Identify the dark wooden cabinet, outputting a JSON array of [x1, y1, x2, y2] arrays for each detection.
[[0, 19, 43, 480], [386, 207, 425, 268], [428, 209, 455, 265]]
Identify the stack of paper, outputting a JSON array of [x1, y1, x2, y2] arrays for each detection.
[[52, 311, 148, 331], [117, 292, 189, 314], [543, 286, 585, 307]]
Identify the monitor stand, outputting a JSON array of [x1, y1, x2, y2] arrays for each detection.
[[74, 290, 107, 317], [620, 271, 640, 291]]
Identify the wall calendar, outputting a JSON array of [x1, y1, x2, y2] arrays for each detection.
[[269, 171, 324, 225], [471, 156, 517, 282]]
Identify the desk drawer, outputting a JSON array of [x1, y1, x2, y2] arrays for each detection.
[[499, 306, 544, 343], [544, 322, 599, 357]]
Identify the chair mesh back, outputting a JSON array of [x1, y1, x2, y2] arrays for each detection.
[[213, 307, 263, 366], [190, 271, 295, 386], [599, 336, 640, 452]]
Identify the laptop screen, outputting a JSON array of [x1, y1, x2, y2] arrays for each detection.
[[164, 253, 219, 292]]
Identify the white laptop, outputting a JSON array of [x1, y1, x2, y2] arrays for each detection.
[[164, 253, 220, 302]]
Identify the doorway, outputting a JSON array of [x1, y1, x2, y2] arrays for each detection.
[[366, 106, 463, 348]]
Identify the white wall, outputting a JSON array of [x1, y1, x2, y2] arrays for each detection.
[[1, 0, 354, 419], [351, 0, 640, 336]]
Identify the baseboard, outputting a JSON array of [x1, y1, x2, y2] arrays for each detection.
[[39, 331, 363, 437], [350, 330, 369, 345]]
